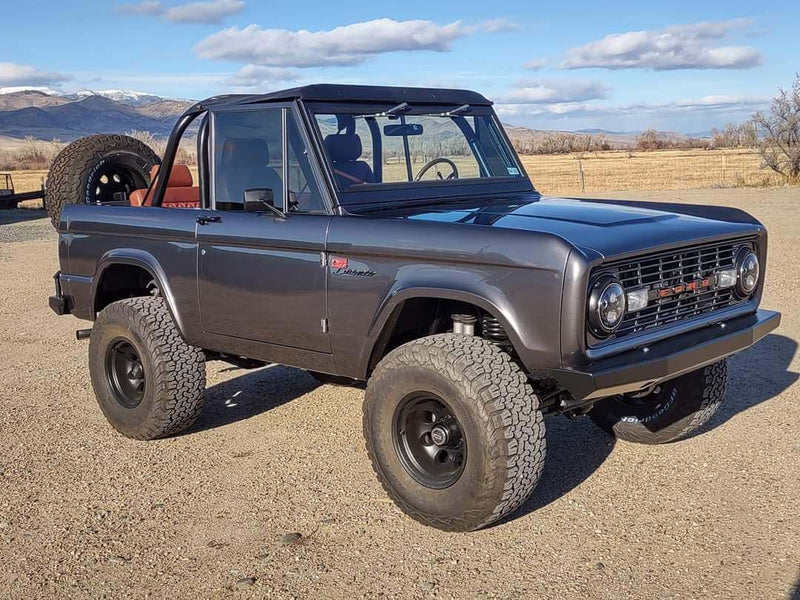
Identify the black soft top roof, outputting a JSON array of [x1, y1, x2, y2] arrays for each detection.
[[187, 84, 493, 114]]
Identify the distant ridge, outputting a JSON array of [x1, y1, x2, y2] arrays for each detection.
[[0, 87, 711, 145], [0, 89, 193, 141]]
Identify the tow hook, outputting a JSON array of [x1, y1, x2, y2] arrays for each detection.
[[76, 328, 92, 340]]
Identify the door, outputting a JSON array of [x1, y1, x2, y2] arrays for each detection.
[[197, 105, 332, 353]]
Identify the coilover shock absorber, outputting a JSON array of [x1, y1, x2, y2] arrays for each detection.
[[480, 314, 509, 342]]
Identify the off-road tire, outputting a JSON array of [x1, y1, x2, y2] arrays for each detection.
[[89, 296, 205, 440], [363, 334, 546, 531], [589, 360, 727, 444], [45, 134, 160, 228]]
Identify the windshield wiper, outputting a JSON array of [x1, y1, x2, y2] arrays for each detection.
[[440, 104, 471, 117], [360, 102, 411, 118]]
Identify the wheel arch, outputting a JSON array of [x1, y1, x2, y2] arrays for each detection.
[[92, 249, 187, 337], [360, 285, 525, 378]]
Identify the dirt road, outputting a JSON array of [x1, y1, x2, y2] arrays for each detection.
[[1, 188, 798, 599]]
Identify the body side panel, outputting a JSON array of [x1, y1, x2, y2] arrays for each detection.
[[325, 216, 572, 378]]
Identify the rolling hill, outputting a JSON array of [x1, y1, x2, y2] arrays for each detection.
[[0, 88, 708, 148]]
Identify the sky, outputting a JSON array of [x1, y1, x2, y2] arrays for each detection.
[[2, 0, 799, 132]]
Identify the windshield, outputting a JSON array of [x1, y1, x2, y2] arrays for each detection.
[[311, 106, 524, 191]]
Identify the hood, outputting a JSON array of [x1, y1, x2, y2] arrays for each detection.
[[375, 194, 761, 259]]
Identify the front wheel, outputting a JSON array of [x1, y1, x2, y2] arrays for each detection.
[[589, 360, 727, 444], [363, 334, 546, 531]]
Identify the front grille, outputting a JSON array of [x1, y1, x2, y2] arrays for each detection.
[[595, 238, 753, 340]]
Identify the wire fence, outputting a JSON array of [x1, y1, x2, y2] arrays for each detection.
[[520, 149, 786, 196]]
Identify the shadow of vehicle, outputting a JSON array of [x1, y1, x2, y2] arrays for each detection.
[[714, 333, 798, 428], [187, 364, 318, 434], [0, 208, 47, 226], [499, 333, 797, 526], [185, 334, 796, 527]]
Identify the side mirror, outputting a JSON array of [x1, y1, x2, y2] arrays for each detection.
[[244, 188, 284, 217]]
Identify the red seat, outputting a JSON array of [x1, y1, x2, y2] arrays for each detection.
[[129, 165, 199, 208]]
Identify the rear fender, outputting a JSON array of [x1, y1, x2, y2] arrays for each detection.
[[92, 249, 187, 338]]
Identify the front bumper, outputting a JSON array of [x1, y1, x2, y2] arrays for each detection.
[[554, 309, 781, 402]]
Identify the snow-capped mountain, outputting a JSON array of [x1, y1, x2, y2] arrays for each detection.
[[0, 86, 64, 96], [0, 87, 180, 107], [0, 87, 194, 140], [69, 89, 171, 107]]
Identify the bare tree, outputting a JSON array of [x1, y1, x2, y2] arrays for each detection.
[[712, 121, 758, 149], [636, 129, 661, 151], [752, 73, 800, 182]]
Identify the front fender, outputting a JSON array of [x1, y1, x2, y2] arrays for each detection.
[[357, 261, 566, 378]]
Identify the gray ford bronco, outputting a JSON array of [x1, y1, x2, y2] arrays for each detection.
[[47, 84, 780, 531]]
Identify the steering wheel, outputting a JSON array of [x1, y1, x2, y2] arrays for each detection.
[[414, 158, 459, 182]]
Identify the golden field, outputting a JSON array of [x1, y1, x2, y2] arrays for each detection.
[[521, 148, 784, 195], [2, 149, 789, 207]]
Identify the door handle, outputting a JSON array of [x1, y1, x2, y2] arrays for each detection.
[[197, 215, 222, 225]]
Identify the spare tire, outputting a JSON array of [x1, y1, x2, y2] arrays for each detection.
[[45, 134, 160, 228]]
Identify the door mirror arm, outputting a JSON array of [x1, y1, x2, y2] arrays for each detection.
[[243, 188, 285, 218]]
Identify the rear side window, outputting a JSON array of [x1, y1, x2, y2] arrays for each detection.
[[213, 109, 284, 211]]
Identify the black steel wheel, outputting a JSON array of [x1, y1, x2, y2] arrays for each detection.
[[89, 296, 205, 440], [86, 162, 149, 205], [393, 394, 466, 489], [363, 334, 546, 531], [106, 339, 146, 409]]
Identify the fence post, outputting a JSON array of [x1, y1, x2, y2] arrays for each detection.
[[577, 159, 586, 193]]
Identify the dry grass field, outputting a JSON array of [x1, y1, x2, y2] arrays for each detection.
[[2, 149, 790, 209], [522, 148, 785, 196]]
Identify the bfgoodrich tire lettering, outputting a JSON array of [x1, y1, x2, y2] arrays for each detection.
[[363, 334, 546, 531], [89, 296, 205, 440], [589, 360, 727, 444]]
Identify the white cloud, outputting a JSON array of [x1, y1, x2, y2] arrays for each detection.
[[499, 79, 608, 104], [561, 19, 762, 70], [119, 1, 164, 15], [195, 18, 500, 67], [482, 18, 520, 33], [523, 58, 548, 71], [0, 62, 71, 87], [495, 94, 770, 120], [119, 0, 243, 23], [225, 65, 299, 87], [165, 0, 244, 24]]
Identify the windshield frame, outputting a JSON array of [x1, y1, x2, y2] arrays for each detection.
[[302, 100, 534, 208]]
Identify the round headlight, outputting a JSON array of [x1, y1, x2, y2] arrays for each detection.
[[589, 276, 626, 336], [737, 250, 760, 296]]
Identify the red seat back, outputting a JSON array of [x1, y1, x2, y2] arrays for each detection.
[[129, 165, 199, 208]]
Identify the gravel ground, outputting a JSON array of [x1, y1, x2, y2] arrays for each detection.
[[1, 189, 798, 599]]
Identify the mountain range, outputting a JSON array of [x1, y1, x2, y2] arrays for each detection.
[[0, 89, 193, 141], [0, 88, 710, 146]]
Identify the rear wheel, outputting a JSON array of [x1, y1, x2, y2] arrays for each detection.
[[363, 334, 546, 531], [45, 134, 159, 228], [89, 296, 205, 440], [589, 360, 727, 444]]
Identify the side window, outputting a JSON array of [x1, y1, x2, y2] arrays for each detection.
[[213, 109, 284, 211], [287, 113, 325, 213]]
